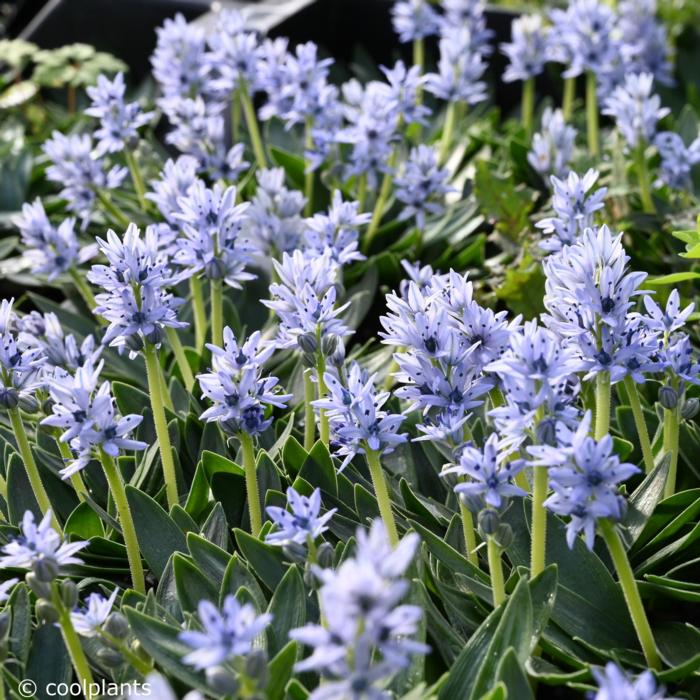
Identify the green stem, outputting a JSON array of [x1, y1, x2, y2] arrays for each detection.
[[166, 327, 195, 391], [304, 122, 314, 216], [240, 82, 266, 170], [144, 343, 179, 510], [634, 145, 655, 214], [231, 90, 241, 144], [53, 588, 97, 697], [413, 38, 425, 80], [68, 268, 97, 314], [240, 432, 262, 537], [357, 174, 367, 212], [595, 371, 611, 440], [316, 355, 330, 446], [562, 76, 575, 121], [363, 150, 397, 253], [125, 149, 148, 212], [459, 501, 479, 568], [157, 359, 175, 413], [586, 71, 600, 159], [522, 77, 535, 137], [8, 408, 59, 532], [530, 465, 548, 577], [599, 519, 661, 670], [487, 537, 506, 607], [664, 406, 680, 499], [55, 437, 87, 502], [623, 376, 654, 474], [366, 448, 399, 546], [99, 449, 145, 593], [98, 629, 153, 675], [210, 278, 224, 348], [439, 101, 457, 164], [303, 368, 316, 451], [189, 276, 207, 354], [96, 189, 130, 227]]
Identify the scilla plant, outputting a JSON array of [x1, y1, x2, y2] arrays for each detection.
[[0, 1, 699, 699]]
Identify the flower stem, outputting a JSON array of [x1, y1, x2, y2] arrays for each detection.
[[189, 276, 207, 354], [363, 150, 397, 253], [366, 448, 399, 546], [439, 101, 457, 164], [562, 76, 575, 121], [231, 90, 241, 144], [530, 465, 548, 577], [125, 149, 149, 212], [158, 360, 174, 413], [55, 436, 87, 502], [303, 368, 316, 451], [623, 376, 654, 474], [240, 82, 266, 170], [53, 586, 97, 697], [487, 537, 506, 607], [210, 278, 224, 348], [599, 519, 661, 670], [413, 38, 425, 79], [634, 144, 655, 214], [459, 501, 479, 568], [586, 71, 600, 159], [315, 355, 330, 446], [144, 343, 179, 510], [239, 432, 262, 537], [68, 268, 97, 315], [522, 77, 535, 137], [99, 448, 145, 593], [96, 189, 130, 228], [357, 173, 367, 211], [664, 406, 680, 499], [165, 327, 195, 391], [594, 371, 611, 440], [304, 121, 314, 216], [8, 407, 59, 532]]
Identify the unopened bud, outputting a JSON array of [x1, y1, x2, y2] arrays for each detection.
[[302, 352, 317, 368], [126, 334, 144, 353], [60, 580, 78, 609], [245, 649, 269, 686], [97, 647, 124, 667], [206, 258, 227, 280], [0, 613, 10, 640], [18, 395, 39, 414], [33, 556, 60, 583], [659, 385, 678, 410], [297, 333, 317, 355], [283, 542, 307, 565], [681, 397, 699, 421], [321, 334, 338, 357], [536, 417, 557, 446], [104, 612, 130, 639], [329, 344, 345, 368], [206, 666, 239, 695], [316, 542, 335, 569], [36, 599, 60, 624], [478, 508, 500, 538], [493, 523, 514, 550], [459, 491, 483, 515], [0, 388, 19, 410], [26, 572, 52, 600], [145, 326, 163, 346]]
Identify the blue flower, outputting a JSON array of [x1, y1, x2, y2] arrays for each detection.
[[590, 662, 677, 700], [391, 0, 440, 43], [71, 588, 119, 637], [654, 131, 700, 191], [147, 156, 199, 230], [528, 108, 578, 181], [444, 434, 527, 508], [642, 290, 694, 335], [501, 14, 549, 83], [381, 60, 431, 126], [661, 333, 700, 387], [265, 487, 336, 547], [603, 72, 670, 149], [441, 0, 494, 56], [180, 595, 272, 670]]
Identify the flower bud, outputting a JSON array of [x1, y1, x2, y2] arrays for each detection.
[[321, 334, 338, 357], [126, 334, 144, 353], [302, 352, 317, 368], [206, 258, 227, 280], [206, 666, 239, 696], [478, 508, 500, 538], [297, 333, 318, 355], [26, 572, 52, 600], [283, 542, 307, 565], [60, 580, 78, 610], [36, 599, 60, 625], [97, 647, 124, 667], [659, 385, 678, 410], [104, 612, 130, 639], [681, 397, 699, 421], [535, 417, 557, 446], [493, 523, 514, 550], [145, 326, 164, 347], [18, 394, 39, 414], [245, 649, 269, 686], [33, 556, 60, 583], [329, 344, 345, 368], [316, 542, 335, 569], [0, 388, 19, 410], [0, 613, 9, 640], [459, 491, 483, 515]]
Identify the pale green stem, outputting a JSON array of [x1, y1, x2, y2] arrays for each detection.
[[414, 39, 425, 108], [210, 278, 224, 348], [240, 82, 266, 170], [68, 268, 97, 314], [55, 437, 87, 502], [96, 189, 130, 227], [144, 343, 179, 510], [487, 537, 506, 607], [366, 448, 399, 546], [231, 90, 241, 144], [8, 407, 59, 532], [522, 77, 535, 137], [586, 71, 600, 159], [599, 519, 661, 670], [166, 327, 195, 391], [595, 371, 611, 440], [623, 376, 654, 474], [189, 276, 207, 354], [98, 629, 153, 675], [357, 174, 367, 212], [316, 355, 330, 446], [125, 149, 148, 212], [530, 465, 548, 577], [239, 432, 262, 537], [562, 76, 575, 121], [363, 149, 397, 253], [459, 501, 479, 568], [99, 448, 145, 593], [439, 101, 457, 164], [53, 586, 97, 696], [304, 122, 314, 216], [303, 368, 316, 451], [635, 144, 655, 214], [664, 406, 680, 499]]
